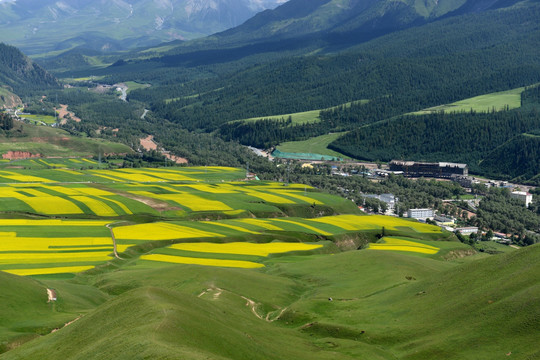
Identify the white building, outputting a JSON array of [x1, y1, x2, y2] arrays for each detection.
[[455, 227, 479, 235], [407, 208, 434, 219], [510, 191, 533, 207], [362, 194, 398, 211]]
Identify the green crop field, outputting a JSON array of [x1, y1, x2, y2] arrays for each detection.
[[19, 114, 57, 125], [412, 85, 538, 115], [0, 158, 106, 170], [276, 132, 350, 159]]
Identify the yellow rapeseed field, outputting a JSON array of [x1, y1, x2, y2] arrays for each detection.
[[202, 222, 260, 234], [129, 169, 196, 181], [113, 222, 224, 241], [95, 195, 132, 214], [103, 171, 162, 182], [3, 265, 96, 276], [0, 171, 55, 183], [0, 236, 112, 251], [241, 189, 296, 204], [140, 254, 264, 268], [272, 190, 323, 204], [21, 196, 84, 215], [169, 242, 323, 256], [0, 219, 111, 226], [311, 214, 442, 233], [233, 218, 284, 231], [75, 187, 115, 196], [0, 251, 113, 264], [54, 169, 84, 175], [88, 173, 125, 182], [41, 185, 80, 196], [71, 196, 117, 216], [131, 191, 233, 211], [271, 219, 332, 236], [184, 184, 239, 194], [380, 237, 439, 249], [368, 237, 439, 254]]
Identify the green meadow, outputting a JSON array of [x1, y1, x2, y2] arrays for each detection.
[[123, 81, 151, 93], [19, 114, 57, 125], [0, 123, 132, 158], [413, 86, 531, 115], [235, 100, 369, 125], [276, 132, 350, 159]]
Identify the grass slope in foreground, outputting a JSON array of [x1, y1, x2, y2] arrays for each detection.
[[3, 244, 538, 359]]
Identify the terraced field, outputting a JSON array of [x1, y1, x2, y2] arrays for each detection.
[[0, 219, 114, 276], [2, 165, 529, 360], [0, 166, 456, 277]]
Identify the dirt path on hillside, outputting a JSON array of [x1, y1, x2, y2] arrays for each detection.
[[112, 189, 181, 212], [58, 104, 81, 125], [50, 316, 82, 334], [140, 135, 158, 151], [105, 223, 121, 259], [140, 135, 188, 164], [198, 286, 286, 323]]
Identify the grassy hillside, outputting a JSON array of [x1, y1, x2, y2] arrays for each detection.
[[235, 100, 368, 125], [0, 88, 22, 109], [0, 122, 132, 158], [2, 242, 537, 359], [0, 271, 108, 353], [0, 162, 535, 359], [276, 132, 350, 159], [412, 85, 529, 115]]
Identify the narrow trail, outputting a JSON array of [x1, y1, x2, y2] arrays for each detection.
[[198, 286, 286, 323], [141, 109, 149, 119], [50, 316, 82, 334], [105, 223, 122, 259]]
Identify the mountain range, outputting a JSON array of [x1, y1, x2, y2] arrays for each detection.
[[0, 0, 287, 54]]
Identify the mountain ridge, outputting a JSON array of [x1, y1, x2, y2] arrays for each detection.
[[0, 0, 287, 54], [0, 43, 59, 96]]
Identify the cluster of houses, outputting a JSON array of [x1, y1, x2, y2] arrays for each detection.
[[358, 195, 518, 243]]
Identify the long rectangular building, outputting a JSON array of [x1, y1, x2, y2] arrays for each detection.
[[389, 160, 468, 178]]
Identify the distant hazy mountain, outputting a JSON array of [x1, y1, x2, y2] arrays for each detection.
[[0, 0, 288, 54], [202, 0, 525, 48]]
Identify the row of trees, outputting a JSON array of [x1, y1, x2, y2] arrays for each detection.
[[0, 112, 14, 131]]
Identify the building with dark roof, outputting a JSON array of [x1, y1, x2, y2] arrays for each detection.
[[389, 160, 468, 178]]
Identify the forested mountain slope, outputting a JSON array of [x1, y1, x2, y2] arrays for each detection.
[[2, 242, 539, 359], [131, 3, 540, 131], [0, 43, 59, 96]]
